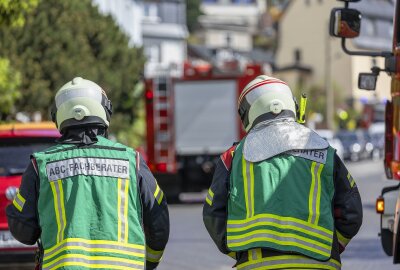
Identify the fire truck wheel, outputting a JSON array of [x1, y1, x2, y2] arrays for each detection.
[[381, 228, 393, 256]]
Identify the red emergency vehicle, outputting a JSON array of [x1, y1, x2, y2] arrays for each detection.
[[145, 62, 262, 199], [330, 0, 400, 263], [0, 122, 59, 263]]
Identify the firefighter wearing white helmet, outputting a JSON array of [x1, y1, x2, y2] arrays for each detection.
[[203, 75, 363, 269], [7, 77, 170, 270], [51, 77, 112, 132], [237, 75, 296, 131]]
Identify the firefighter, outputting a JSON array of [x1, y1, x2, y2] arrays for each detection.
[[6, 77, 169, 270], [203, 75, 362, 270]]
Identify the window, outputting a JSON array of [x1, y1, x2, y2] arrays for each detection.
[[143, 3, 158, 18], [231, 0, 256, 3], [144, 45, 160, 63], [360, 18, 375, 37]]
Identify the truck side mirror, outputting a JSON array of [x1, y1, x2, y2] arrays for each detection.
[[358, 73, 377, 90], [330, 8, 362, 38]]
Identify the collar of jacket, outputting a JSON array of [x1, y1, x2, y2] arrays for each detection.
[[243, 118, 329, 162], [56, 126, 107, 146]]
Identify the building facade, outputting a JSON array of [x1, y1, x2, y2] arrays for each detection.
[[198, 0, 267, 51], [93, 0, 143, 46], [275, 0, 392, 127], [142, 0, 188, 78]]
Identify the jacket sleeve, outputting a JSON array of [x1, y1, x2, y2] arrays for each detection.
[[333, 152, 363, 252], [203, 146, 235, 258], [137, 154, 169, 270], [6, 159, 41, 245]]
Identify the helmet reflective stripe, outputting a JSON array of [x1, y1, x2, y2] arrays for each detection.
[[55, 88, 102, 108], [238, 78, 287, 107], [244, 83, 293, 105]]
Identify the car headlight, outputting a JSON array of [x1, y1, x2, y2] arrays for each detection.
[[352, 143, 361, 153]]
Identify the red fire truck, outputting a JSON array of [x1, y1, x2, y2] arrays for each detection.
[[144, 62, 262, 200], [330, 0, 400, 263]]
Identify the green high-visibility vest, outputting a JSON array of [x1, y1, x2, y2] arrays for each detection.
[[227, 140, 335, 261], [34, 136, 145, 270]]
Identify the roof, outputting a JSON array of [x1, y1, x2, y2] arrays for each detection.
[[0, 122, 60, 138], [188, 44, 274, 64], [142, 23, 188, 39]]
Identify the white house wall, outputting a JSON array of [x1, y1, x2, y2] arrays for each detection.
[[161, 41, 186, 67], [93, 0, 143, 46]]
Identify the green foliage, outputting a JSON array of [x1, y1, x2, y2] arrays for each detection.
[[0, 58, 21, 119], [0, 0, 145, 132], [187, 0, 202, 32], [0, 0, 39, 27]]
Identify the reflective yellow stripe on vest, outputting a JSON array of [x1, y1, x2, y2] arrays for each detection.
[[153, 183, 164, 205], [12, 192, 25, 212], [42, 253, 144, 270], [336, 230, 351, 248], [50, 180, 66, 243], [248, 248, 262, 261], [242, 156, 255, 218], [227, 228, 331, 258], [146, 245, 163, 263], [206, 188, 214, 206], [237, 255, 341, 270], [308, 162, 324, 224], [118, 178, 130, 243], [227, 213, 332, 243], [43, 238, 145, 262], [347, 172, 355, 188]]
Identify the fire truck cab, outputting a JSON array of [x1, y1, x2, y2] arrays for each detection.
[[330, 0, 400, 263], [144, 61, 262, 200]]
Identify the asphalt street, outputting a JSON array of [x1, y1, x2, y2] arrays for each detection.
[[159, 159, 400, 270]]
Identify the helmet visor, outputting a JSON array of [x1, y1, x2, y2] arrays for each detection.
[[55, 88, 103, 108]]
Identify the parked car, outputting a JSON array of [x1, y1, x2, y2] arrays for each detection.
[[314, 129, 345, 160], [336, 130, 370, 161], [368, 122, 385, 159], [0, 122, 59, 263]]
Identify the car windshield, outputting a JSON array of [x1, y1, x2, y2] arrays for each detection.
[[0, 138, 56, 176], [337, 132, 358, 142]]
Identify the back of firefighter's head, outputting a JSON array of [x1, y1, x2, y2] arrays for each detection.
[[238, 75, 296, 132], [51, 77, 113, 133]]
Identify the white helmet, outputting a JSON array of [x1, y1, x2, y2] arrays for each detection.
[[51, 77, 113, 132], [238, 75, 296, 132]]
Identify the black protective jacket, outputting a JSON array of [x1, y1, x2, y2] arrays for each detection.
[[6, 127, 169, 270], [203, 144, 363, 267]]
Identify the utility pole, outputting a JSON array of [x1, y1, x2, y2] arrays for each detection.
[[325, 22, 334, 130]]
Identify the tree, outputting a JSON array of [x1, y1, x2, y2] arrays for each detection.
[[0, 0, 39, 27], [0, 58, 21, 120], [0, 0, 39, 120], [186, 0, 202, 32], [0, 0, 145, 131]]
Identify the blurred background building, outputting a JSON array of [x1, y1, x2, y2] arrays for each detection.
[[274, 0, 393, 128]]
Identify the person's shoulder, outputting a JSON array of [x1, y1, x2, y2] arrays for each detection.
[[99, 137, 137, 156], [33, 143, 65, 157], [220, 143, 239, 170]]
